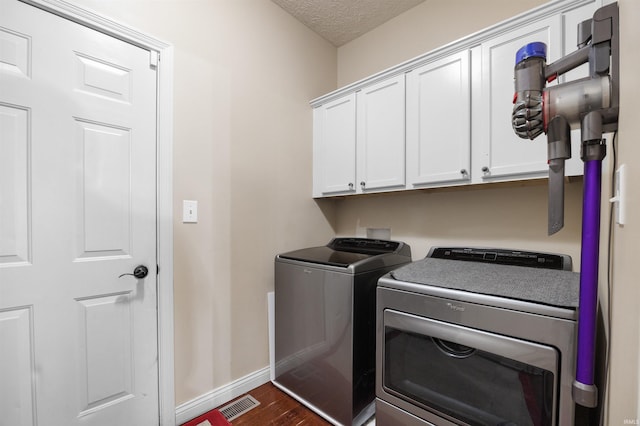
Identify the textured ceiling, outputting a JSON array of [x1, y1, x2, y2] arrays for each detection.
[[271, 0, 426, 47]]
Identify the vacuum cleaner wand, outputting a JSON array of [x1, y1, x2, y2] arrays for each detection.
[[511, 2, 619, 408]]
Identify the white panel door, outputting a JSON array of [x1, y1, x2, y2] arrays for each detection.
[[356, 74, 405, 192], [406, 51, 471, 187], [477, 15, 561, 181], [0, 1, 159, 425]]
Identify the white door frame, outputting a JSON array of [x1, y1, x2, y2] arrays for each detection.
[[18, 1, 176, 424]]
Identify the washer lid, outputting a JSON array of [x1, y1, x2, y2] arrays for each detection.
[[278, 246, 373, 268], [277, 238, 410, 269]]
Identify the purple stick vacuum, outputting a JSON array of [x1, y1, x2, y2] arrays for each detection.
[[511, 3, 619, 408], [575, 152, 604, 404]]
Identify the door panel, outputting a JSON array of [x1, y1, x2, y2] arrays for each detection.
[[75, 120, 132, 259], [356, 74, 406, 192], [0, 0, 159, 424], [0, 103, 29, 265], [314, 94, 357, 195], [0, 307, 36, 426], [406, 51, 470, 187], [0, 26, 30, 77], [480, 16, 561, 180], [74, 52, 133, 103], [76, 293, 134, 416]]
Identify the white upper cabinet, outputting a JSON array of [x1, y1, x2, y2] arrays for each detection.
[[313, 93, 356, 197], [356, 74, 406, 193], [310, 0, 601, 198], [472, 15, 562, 184], [313, 75, 405, 197], [406, 50, 471, 187]]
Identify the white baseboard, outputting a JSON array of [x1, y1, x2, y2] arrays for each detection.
[[175, 366, 271, 424]]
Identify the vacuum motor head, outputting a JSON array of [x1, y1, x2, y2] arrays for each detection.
[[512, 42, 547, 140]]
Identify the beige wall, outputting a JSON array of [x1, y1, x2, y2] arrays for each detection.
[[67, 0, 337, 405], [337, 0, 546, 87], [332, 182, 583, 264]]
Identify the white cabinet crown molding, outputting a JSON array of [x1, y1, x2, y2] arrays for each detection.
[[310, 0, 598, 108]]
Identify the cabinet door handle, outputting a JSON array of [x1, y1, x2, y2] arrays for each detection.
[[360, 181, 366, 188], [460, 169, 468, 175], [348, 182, 354, 189], [482, 166, 490, 173]]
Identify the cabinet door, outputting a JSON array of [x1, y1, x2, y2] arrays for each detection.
[[313, 93, 356, 197], [406, 50, 471, 187], [356, 75, 406, 193], [475, 16, 561, 182]]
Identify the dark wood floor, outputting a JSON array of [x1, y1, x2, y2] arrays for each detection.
[[223, 382, 332, 425]]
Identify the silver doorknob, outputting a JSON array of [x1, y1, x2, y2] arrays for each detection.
[[482, 166, 490, 173], [119, 265, 149, 279]]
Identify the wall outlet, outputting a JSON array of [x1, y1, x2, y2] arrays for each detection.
[[367, 227, 391, 240], [183, 200, 198, 223]]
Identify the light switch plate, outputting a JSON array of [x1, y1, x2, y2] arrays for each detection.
[[183, 200, 198, 223]]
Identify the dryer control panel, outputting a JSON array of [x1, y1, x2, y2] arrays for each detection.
[[427, 247, 572, 271]]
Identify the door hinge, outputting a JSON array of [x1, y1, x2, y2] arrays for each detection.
[[149, 50, 159, 69]]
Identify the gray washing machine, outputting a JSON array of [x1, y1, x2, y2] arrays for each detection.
[[274, 238, 411, 426]]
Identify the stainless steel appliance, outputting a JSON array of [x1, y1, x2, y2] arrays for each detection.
[[376, 247, 581, 426], [274, 238, 411, 426]]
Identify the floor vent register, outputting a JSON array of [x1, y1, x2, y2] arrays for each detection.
[[219, 395, 260, 421]]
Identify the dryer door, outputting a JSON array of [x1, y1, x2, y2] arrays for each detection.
[[382, 309, 558, 425]]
